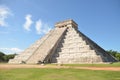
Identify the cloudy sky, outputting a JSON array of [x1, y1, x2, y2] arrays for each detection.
[[0, 0, 120, 54]]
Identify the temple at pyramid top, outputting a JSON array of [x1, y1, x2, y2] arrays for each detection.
[[55, 19, 78, 29], [9, 19, 117, 64]]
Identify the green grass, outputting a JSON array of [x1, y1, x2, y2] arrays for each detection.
[[63, 62, 120, 67], [0, 68, 120, 80], [47, 62, 120, 67], [1, 62, 120, 67]]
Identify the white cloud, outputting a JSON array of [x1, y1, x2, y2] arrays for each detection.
[[23, 14, 51, 34], [42, 24, 52, 34], [0, 5, 12, 27], [0, 47, 23, 54], [23, 14, 33, 31], [35, 19, 42, 34], [35, 19, 52, 35]]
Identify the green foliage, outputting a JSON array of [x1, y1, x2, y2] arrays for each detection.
[[0, 51, 16, 62], [115, 54, 120, 61], [0, 68, 120, 80], [3, 54, 16, 62], [107, 50, 120, 61], [0, 52, 5, 62]]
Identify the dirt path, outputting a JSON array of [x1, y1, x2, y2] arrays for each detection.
[[0, 64, 120, 71]]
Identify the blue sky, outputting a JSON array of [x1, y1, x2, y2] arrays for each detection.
[[0, 0, 120, 54]]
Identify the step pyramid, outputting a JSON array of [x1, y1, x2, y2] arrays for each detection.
[[9, 19, 117, 64]]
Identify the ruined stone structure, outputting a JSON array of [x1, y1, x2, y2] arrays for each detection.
[[9, 19, 117, 64]]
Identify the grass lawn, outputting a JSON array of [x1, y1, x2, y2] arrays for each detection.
[[0, 68, 120, 80], [47, 62, 120, 67], [1, 62, 120, 67]]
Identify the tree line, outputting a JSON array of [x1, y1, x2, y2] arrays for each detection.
[[107, 50, 120, 61], [0, 52, 16, 62], [0, 50, 120, 62]]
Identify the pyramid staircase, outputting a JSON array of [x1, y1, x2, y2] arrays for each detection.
[[9, 19, 117, 64], [9, 27, 67, 64]]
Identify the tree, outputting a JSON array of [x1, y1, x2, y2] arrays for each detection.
[[115, 53, 120, 61], [107, 50, 120, 61], [3, 54, 16, 62], [0, 51, 17, 62], [0, 52, 5, 62]]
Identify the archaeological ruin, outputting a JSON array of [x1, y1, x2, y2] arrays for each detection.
[[9, 19, 117, 64]]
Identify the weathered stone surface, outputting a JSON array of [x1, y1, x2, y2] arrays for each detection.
[[9, 19, 117, 64]]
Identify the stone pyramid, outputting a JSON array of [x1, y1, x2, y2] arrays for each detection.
[[9, 19, 117, 64]]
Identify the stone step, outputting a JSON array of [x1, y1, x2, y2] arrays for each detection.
[[66, 32, 79, 36], [57, 48, 93, 53], [64, 38, 82, 41], [63, 41, 85, 45], [55, 56, 103, 64], [65, 33, 79, 37], [57, 50, 96, 55], [61, 43, 90, 49]]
